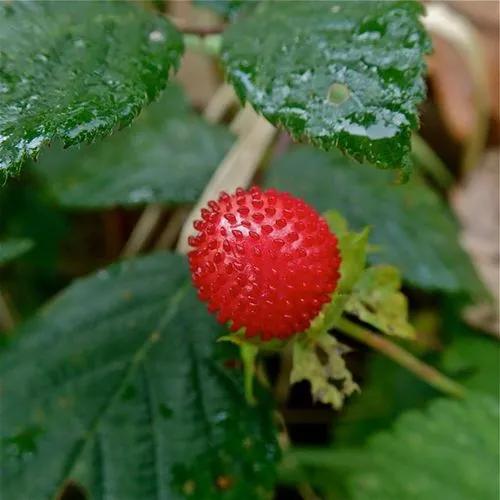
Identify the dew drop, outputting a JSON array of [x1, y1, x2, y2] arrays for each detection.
[[149, 30, 165, 43]]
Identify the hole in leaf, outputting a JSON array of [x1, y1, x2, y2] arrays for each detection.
[[183, 480, 196, 496], [327, 82, 350, 105], [215, 474, 234, 491], [58, 481, 87, 500]]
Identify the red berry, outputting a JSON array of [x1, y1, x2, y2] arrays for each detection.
[[188, 187, 341, 340]]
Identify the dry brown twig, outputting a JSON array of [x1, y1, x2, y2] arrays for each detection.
[[423, 3, 490, 174]]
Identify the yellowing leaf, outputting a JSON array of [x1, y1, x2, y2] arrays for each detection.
[[346, 265, 415, 339], [291, 332, 359, 410]]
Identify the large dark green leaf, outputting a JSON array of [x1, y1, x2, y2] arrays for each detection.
[[0, 253, 279, 499], [34, 85, 233, 209], [222, 1, 431, 172], [0, 238, 33, 265], [0, 1, 183, 180], [264, 147, 483, 295]]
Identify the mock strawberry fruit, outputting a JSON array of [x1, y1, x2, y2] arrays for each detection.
[[188, 187, 341, 340]]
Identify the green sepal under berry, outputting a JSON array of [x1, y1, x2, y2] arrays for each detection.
[[306, 211, 370, 339]]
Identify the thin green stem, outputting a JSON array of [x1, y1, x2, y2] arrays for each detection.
[[240, 343, 258, 405], [337, 316, 466, 399], [411, 134, 454, 189]]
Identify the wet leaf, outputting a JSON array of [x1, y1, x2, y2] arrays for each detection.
[[0, 1, 183, 180], [0, 253, 279, 499], [34, 85, 233, 209], [345, 265, 414, 339], [265, 147, 485, 296], [222, 0, 431, 172], [0, 238, 33, 265]]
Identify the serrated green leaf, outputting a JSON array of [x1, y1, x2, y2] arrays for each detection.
[[34, 85, 233, 209], [291, 332, 358, 410], [347, 393, 499, 500], [346, 265, 414, 338], [222, 0, 431, 171], [0, 1, 183, 179], [290, 393, 499, 500], [0, 253, 279, 499], [265, 147, 484, 296], [0, 238, 33, 265]]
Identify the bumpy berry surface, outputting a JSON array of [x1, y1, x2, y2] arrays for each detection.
[[188, 187, 341, 340]]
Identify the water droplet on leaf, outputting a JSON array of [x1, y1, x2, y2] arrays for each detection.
[[327, 82, 350, 105]]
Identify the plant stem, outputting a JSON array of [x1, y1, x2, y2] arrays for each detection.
[[423, 4, 490, 174], [0, 289, 15, 332], [240, 343, 258, 406], [177, 112, 276, 254], [337, 317, 466, 398], [411, 134, 454, 189], [121, 205, 163, 258]]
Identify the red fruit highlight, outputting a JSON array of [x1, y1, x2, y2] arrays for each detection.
[[188, 187, 341, 340]]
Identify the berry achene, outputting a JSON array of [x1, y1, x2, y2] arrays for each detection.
[[188, 187, 340, 340]]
